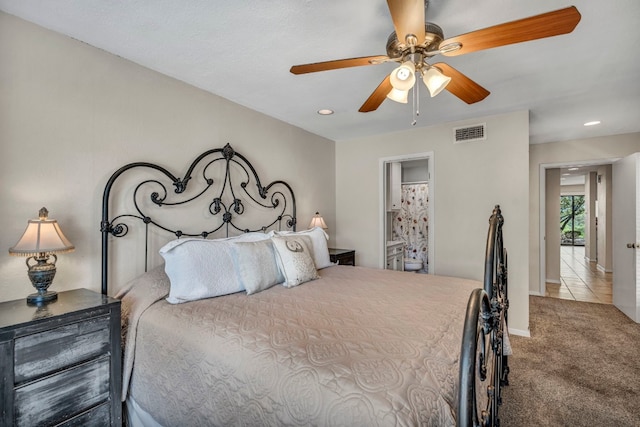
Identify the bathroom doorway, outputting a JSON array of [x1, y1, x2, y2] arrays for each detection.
[[380, 153, 434, 274]]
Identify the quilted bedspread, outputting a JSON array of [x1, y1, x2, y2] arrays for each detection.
[[119, 265, 481, 426]]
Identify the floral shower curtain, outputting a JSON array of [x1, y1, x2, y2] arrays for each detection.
[[391, 183, 429, 272]]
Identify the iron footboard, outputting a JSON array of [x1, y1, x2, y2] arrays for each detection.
[[457, 205, 509, 427]]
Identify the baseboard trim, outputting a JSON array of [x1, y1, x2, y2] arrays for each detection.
[[529, 291, 543, 296], [545, 279, 561, 285], [508, 327, 530, 338], [596, 264, 613, 273]]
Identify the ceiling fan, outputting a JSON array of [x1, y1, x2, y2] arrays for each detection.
[[290, 1, 581, 113]]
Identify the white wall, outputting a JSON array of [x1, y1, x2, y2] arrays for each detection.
[[545, 169, 561, 284], [529, 132, 640, 294], [597, 164, 613, 272], [402, 162, 429, 183], [0, 12, 336, 300], [560, 184, 585, 195], [336, 111, 530, 333], [585, 172, 597, 261]]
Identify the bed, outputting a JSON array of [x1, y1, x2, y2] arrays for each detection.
[[100, 144, 510, 426]]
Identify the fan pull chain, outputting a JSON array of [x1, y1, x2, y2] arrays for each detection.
[[412, 76, 420, 126]]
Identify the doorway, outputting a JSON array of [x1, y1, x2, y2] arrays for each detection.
[[549, 170, 611, 303], [536, 158, 618, 302], [539, 160, 618, 300], [379, 152, 434, 273]]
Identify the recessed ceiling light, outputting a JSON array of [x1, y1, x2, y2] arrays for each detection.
[[568, 167, 579, 171], [317, 109, 334, 115], [584, 120, 601, 126], [562, 173, 571, 176]]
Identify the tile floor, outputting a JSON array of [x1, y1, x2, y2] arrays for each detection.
[[545, 245, 613, 304]]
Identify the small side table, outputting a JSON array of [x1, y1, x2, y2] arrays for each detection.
[[0, 288, 122, 426], [329, 248, 356, 266]]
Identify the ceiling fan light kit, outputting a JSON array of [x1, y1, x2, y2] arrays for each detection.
[[386, 62, 450, 105], [389, 61, 416, 91], [387, 87, 410, 104], [423, 67, 452, 97], [290, 2, 581, 117]]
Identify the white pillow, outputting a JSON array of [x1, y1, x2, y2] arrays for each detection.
[[222, 232, 271, 243], [230, 240, 284, 295], [274, 227, 332, 269], [270, 235, 319, 288], [159, 232, 270, 255], [159, 238, 242, 303]]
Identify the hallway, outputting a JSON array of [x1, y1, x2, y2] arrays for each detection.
[[545, 245, 613, 304]]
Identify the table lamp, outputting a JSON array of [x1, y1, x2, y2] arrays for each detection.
[[309, 212, 328, 230], [9, 207, 75, 304]]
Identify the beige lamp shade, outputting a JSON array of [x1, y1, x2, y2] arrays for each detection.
[[386, 87, 409, 104], [309, 212, 328, 229], [9, 208, 75, 256], [423, 67, 452, 97], [389, 61, 416, 91]]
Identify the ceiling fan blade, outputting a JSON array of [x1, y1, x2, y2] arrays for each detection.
[[387, 0, 426, 46], [439, 6, 581, 57], [359, 75, 393, 112], [290, 55, 389, 74], [433, 63, 490, 104]]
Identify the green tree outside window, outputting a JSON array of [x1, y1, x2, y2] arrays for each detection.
[[560, 195, 585, 245]]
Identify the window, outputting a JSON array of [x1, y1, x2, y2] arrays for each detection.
[[560, 195, 585, 246]]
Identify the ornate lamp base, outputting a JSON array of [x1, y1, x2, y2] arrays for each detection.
[[27, 290, 58, 305], [26, 254, 58, 305]]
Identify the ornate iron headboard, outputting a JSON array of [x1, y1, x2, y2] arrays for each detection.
[[100, 143, 296, 295]]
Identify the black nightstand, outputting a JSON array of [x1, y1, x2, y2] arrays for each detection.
[[0, 288, 122, 426], [329, 248, 356, 266]]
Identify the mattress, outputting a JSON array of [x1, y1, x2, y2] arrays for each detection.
[[119, 265, 480, 426]]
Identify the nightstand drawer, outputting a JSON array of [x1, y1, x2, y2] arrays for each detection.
[[14, 356, 110, 426], [14, 315, 110, 383], [58, 401, 111, 427]]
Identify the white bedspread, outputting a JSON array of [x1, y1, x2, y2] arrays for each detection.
[[120, 265, 481, 426]]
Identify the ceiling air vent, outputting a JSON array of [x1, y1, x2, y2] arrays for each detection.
[[453, 123, 486, 143]]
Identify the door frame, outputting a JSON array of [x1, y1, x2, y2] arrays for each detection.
[[538, 158, 619, 296], [379, 152, 435, 272]]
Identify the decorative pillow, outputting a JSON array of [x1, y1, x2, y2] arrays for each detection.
[[230, 240, 284, 295], [274, 227, 332, 269], [270, 235, 319, 288], [159, 238, 242, 304]]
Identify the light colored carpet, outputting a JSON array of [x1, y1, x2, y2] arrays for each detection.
[[500, 296, 640, 426]]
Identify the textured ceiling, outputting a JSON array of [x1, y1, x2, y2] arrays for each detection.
[[1, 0, 639, 143]]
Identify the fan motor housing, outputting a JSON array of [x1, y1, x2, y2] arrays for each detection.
[[386, 22, 444, 58]]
